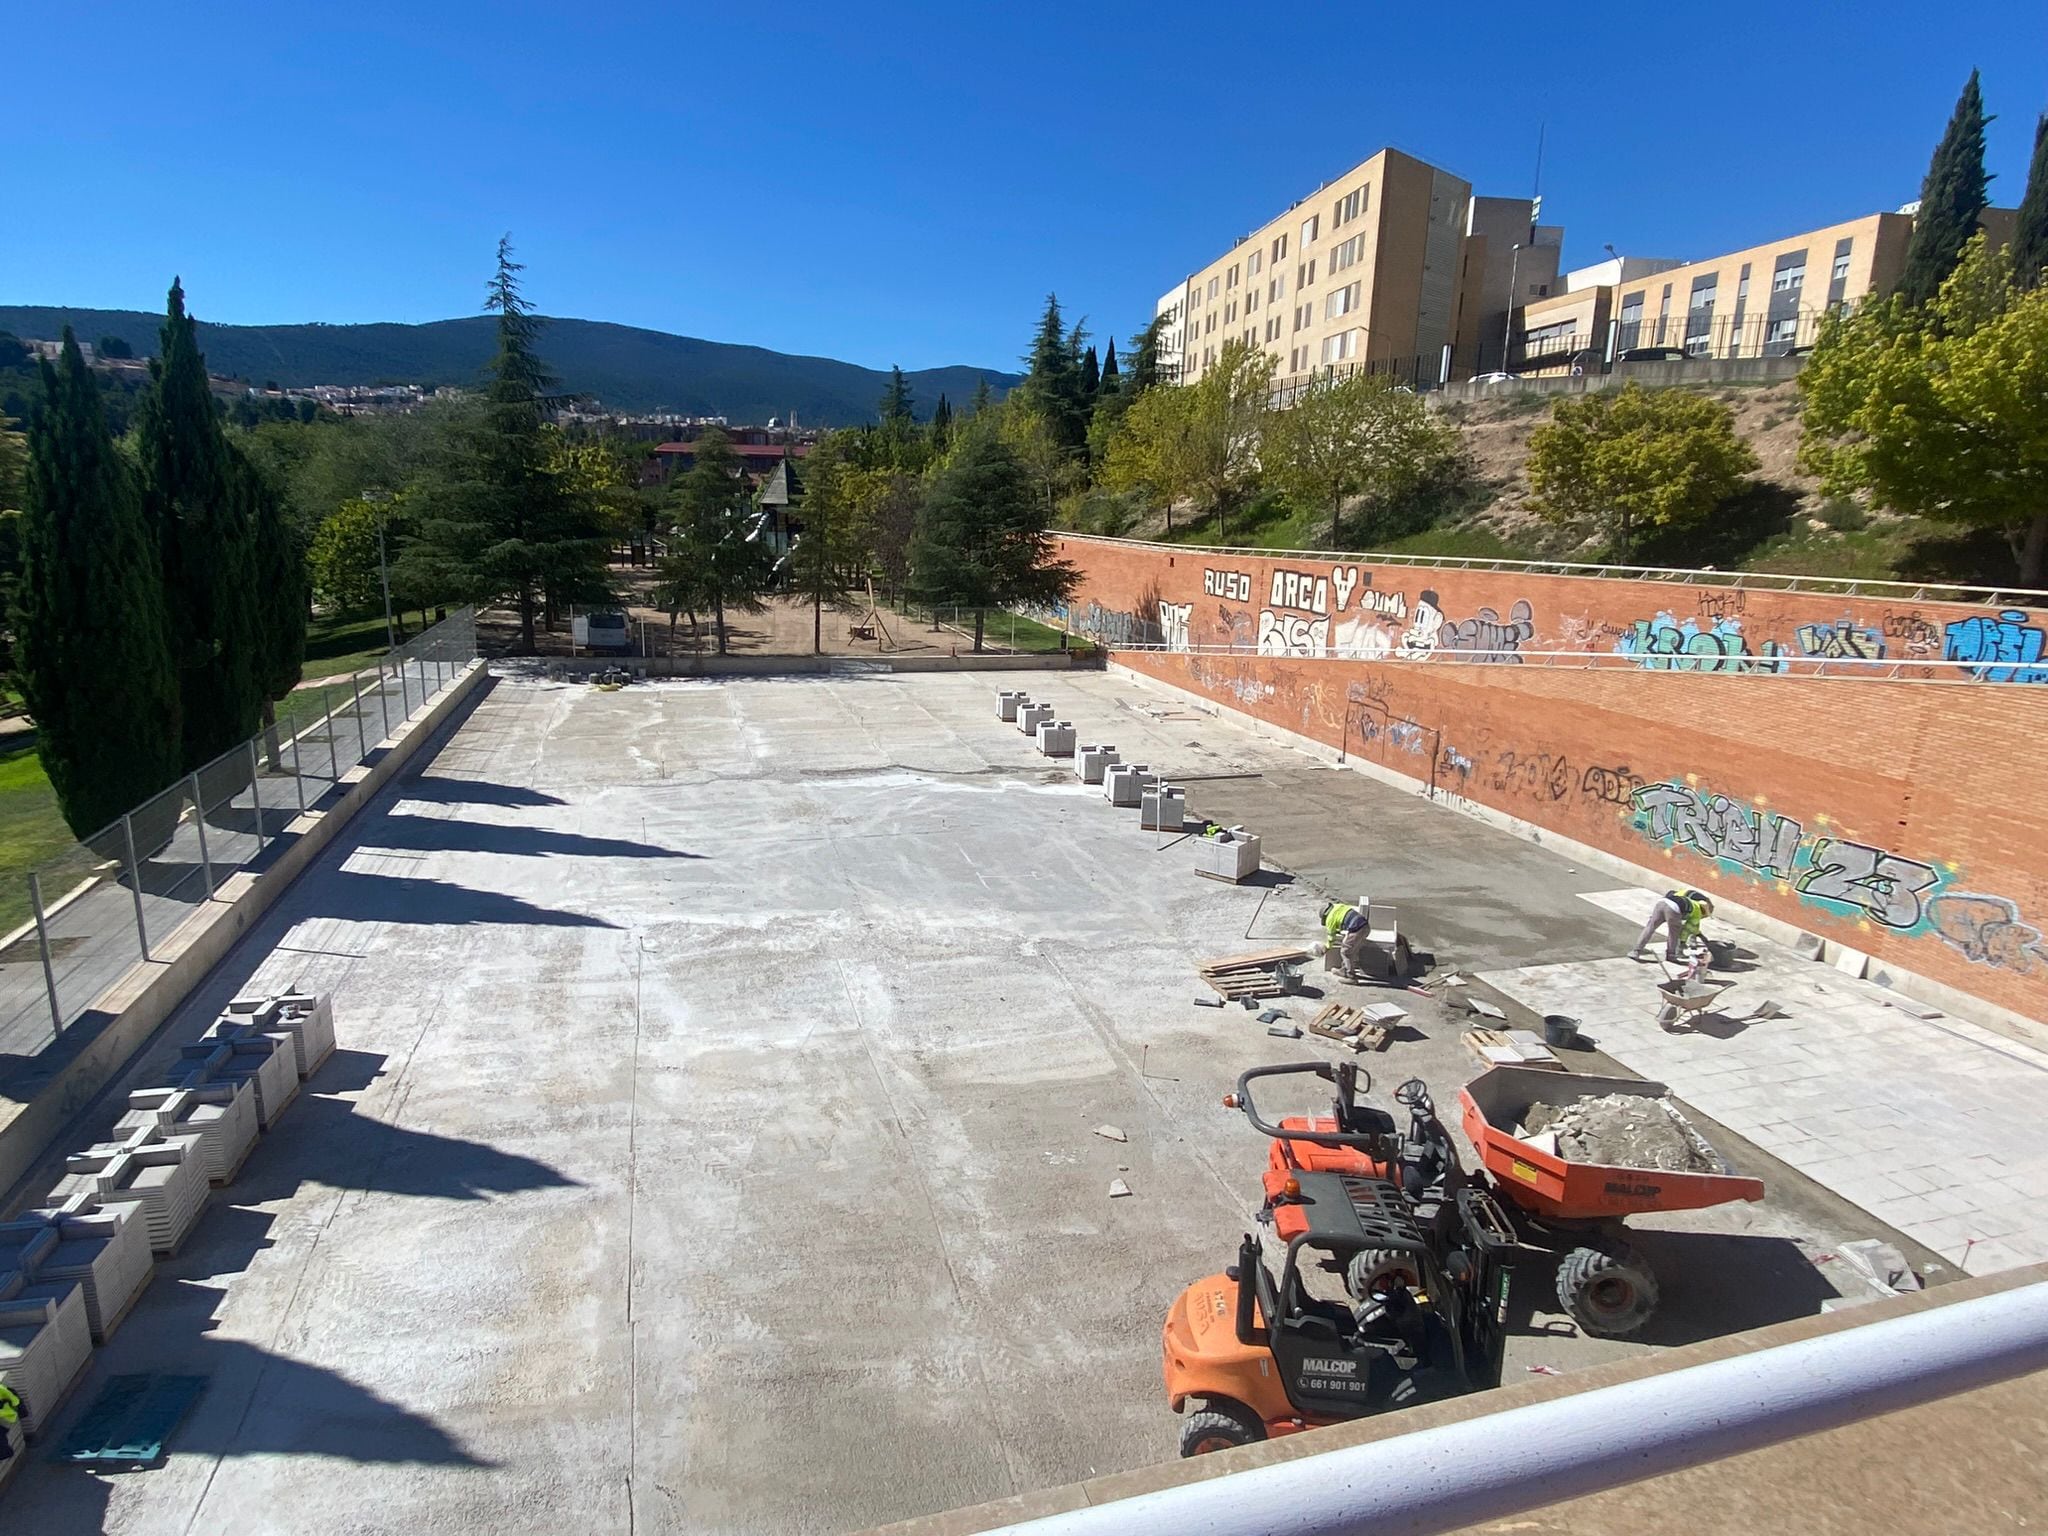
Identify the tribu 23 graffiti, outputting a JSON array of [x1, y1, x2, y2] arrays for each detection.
[[1629, 780, 1941, 930]]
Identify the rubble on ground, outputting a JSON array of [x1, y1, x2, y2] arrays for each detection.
[[1523, 1093, 1716, 1173]]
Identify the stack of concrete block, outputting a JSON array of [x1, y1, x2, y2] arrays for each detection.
[[0, 1268, 94, 1436], [226, 987, 336, 1081], [3, 1200, 153, 1345], [1017, 701, 1054, 735], [997, 689, 1027, 721], [183, 1021, 298, 1131], [1193, 828, 1263, 883], [1036, 720, 1076, 757], [49, 1129, 210, 1258], [1140, 784, 1187, 832], [1075, 744, 1120, 784], [118, 1077, 259, 1188], [1105, 763, 1155, 807]]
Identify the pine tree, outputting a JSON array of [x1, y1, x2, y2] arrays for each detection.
[[969, 377, 993, 417], [402, 238, 611, 652], [1079, 344, 1101, 402], [878, 365, 915, 425], [1100, 339, 1121, 391], [908, 433, 1077, 654], [1127, 315, 1167, 391], [20, 332, 181, 834], [137, 279, 260, 770], [1020, 295, 1086, 452], [2012, 113, 2048, 290], [1901, 71, 1993, 307]]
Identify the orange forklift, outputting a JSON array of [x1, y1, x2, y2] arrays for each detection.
[[1162, 1062, 1515, 1456]]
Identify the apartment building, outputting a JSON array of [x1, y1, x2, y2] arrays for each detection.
[[1163, 147, 1481, 388], [1512, 207, 2019, 372]]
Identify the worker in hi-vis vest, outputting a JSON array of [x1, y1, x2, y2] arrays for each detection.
[[1321, 900, 1371, 977], [0, 1380, 20, 1457], [1632, 889, 1714, 964]]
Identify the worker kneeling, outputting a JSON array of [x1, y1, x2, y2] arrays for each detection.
[[1321, 900, 1376, 981], [1631, 889, 1714, 963]]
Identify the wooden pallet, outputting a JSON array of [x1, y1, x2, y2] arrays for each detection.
[[1199, 947, 1310, 1001], [1462, 1027, 1564, 1070], [1308, 1003, 1391, 1052]]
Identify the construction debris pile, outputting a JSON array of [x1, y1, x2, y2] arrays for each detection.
[[1522, 1093, 1717, 1174]]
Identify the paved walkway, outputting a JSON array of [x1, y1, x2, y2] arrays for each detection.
[[1480, 888, 2048, 1276]]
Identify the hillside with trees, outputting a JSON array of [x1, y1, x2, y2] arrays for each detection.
[[0, 306, 1016, 426]]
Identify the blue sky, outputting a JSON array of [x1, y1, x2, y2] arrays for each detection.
[[9, 2, 2046, 371]]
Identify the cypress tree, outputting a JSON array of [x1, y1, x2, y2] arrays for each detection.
[[1079, 344, 1101, 401], [931, 394, 952, 446], [240, 447, 308, 710], [2012, 113, 2048, 290], [137, 280, 260, 770], [1100, 338, 1121, 390], [20, 332, 181, 834], [1901, 70, 1993, 306]]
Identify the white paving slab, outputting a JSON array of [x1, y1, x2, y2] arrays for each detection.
[[1481, 897, 2048, 1277]]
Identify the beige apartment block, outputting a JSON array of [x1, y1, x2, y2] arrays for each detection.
[[1168, 147, 1474, 389]]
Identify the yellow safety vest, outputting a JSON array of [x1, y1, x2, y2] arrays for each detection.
[[0, 1382, 19, 1425], [1324, 902, 1357, 940]]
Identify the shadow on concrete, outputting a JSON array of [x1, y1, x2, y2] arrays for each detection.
[[396, 779, 567, 809], [358, 813, 701, 862], [311, 870, 618, 929]]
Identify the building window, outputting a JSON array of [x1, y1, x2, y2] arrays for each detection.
[[1207, 276, 1219, 300], [1736, 265, 1751, 302], [1273, 233, 1288, 262], [1229, 264, 1240, 289], [1617, 294, 1644, 350], [1248, 250, 1262, 277], [1225, 301, 1236, 323], [1832, 252, 1850, 282], [1246, 288, 1258, 312], [1320, 330, 1358, 364], [1324, 281, 1360, 320], [1269, 277, 1281, 302], [1332, 187, 1364, 228], [1330, 233, 1365, 273], [1773, 263, 1805, 293], [1205, 313, 1215, 335], [1301, 214, 1320, 245]]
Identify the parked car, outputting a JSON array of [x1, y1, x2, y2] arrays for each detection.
[[574, 610, 633, 653], [1471, 371, 1520, 384]]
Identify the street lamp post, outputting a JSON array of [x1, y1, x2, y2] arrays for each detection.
[[1502, 242, 1523, 375]]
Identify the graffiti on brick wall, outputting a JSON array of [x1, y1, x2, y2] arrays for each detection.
[[1630, 780, 1943, 929], [1794, 617, 1886, 661], [1944, 609, 2048, 683], [1159, 602, 1192, 652], [1491, 749, 1572, 801], [1443, 599, 1535, 662], [1614, 613, 1789, 673], [1203, 568, 1253, 602], [1072, 601, 1159, 647], [1928, 893, 2048, 976], [1580, 762, 1648, 807], [1882, 610, 1942, 656]]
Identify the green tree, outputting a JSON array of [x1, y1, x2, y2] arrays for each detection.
[[0, 412, 23, 513], [138, 279, 260, 769], [2012, 113, 2048, 291], [1264, 373, 1458, 548], [97, 335, 134, 360], [969, 376, 993, 417], [1126, 314, 1168, 391], [1901, 70, 1992, 307], [669, 426, 743, 529], [908, 432, 1076, 652], [662, 494, 773, 655], [878, 366, 915, 426], [786, 448, 863, 654], [1019, 294, 1087, 452], [401, 238, 611, 651], [1100, 338, 1120, 391], [1079, 344, 1101, 402], [930, 393, 953, 450], [239, 448, 309, 709], [1527, 382, 1758, 558], [309, 496, 399, 613], [1100, 374, 1199, 535], [1801, 236, 2048, 582], [18, 333, 182, 834]]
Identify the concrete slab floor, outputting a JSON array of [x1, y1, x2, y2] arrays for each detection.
[[9, 671, 1931, 1535]]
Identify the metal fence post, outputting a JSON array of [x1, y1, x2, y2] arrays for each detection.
[[119, 812, 150, 961], [349, 672, 368, 762], [188, 773, 213, 897], [323, 692, 341, 782], [289, 725, 306, 813], [28, 873, 63, 1041], [248, 738, 266, 847], [375, 660, 392, 740], [415, 657, 427, 708], [398, 653, 413, 717]]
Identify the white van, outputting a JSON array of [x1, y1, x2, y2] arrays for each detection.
[[574, 611, 632, 653]]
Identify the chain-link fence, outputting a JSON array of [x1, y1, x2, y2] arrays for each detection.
[[0, 608, 477, 1059]]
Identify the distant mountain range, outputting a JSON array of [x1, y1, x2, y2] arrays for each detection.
[[0, 305, 1018, 426]]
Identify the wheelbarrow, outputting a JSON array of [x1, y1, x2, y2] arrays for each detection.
[[1458, 1066, 1764, 1335], [1654, 975, 1738, 1030]]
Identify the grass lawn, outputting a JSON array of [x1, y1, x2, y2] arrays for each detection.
[[0, 745, 81, 934], [298, 611, 397, 682]]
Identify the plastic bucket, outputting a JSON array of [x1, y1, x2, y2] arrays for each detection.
[[1542, 1013, 1582, 1049]]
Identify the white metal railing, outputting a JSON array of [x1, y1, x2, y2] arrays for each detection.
[[1051, 531, 2048, 607], [981, 1278, 2048, 1536], [1081, 641, 2042, 685]]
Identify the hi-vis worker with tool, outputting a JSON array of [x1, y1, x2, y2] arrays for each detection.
[[1320, 900, 1371, 977], [1632, 889, 1714, 964], [0, 1380, 19, 1457]]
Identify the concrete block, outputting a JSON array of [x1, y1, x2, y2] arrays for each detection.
[[1037, 721, 1076, 757], [1832, 944, 1870, 979], [1794, 932, 1825, 960], [1139, 785, 1186, 831], [996, 690, 1025, 721], [0, 1274, 93, 1436], [1104, 764, 1153, 807], [1075, 745, 1120, 783], [1193, 830, 1262, 883], [1017, 702, 1054, 735]]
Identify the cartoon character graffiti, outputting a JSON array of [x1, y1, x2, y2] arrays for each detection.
[[1928, 893, 2048, 976]]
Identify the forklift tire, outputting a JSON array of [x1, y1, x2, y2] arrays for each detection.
[[1179, 1400, 1267, 1458], [1557, 1245, 1659, 1336], [1348, 1247, 1424, 1300]]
